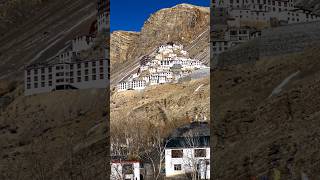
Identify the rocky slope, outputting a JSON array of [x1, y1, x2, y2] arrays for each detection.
[[110, 31, 140, 65], [110, 3, 210, 85], [212, 45, 320, 179], [0, 88, 108, 179], [111, 77, 210, 147]]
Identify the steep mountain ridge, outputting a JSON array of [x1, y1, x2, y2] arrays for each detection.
[[110, 3, 210, 85], [110, 31, 140, 65]]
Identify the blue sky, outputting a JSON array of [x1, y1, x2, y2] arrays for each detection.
[[110, 0, 210, 32]]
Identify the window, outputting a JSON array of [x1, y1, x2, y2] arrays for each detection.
[[77, 77, 81, 82], [123, 164, 134, 174], [85, 69, 89, 75], [56, 79, 64, 83], [171, 150, 183, 158], [92, 75, 96, 80], [99, 60, 103, 66], [100, 67, 104, 73], [77, 63, 81, 69], [48, 67, 52, 73], [56, 72, 64, 76], [70, 64, 74, 69], [85, 76, 89, 81], [27, 84, 31, 89], [41, 82, 45, 87], [34, 69, 38, 74], [27, 70, 31, 76], [195, 149, 206, 157], [85, 62, 88, 68], [77, 70, 81, 76], [41, 75, 45, 81], [49, 74, 52, 80], [92, 68, 96, 74], [34, 76, 38, 81], [49, 81, 52, 86], [92, 61, 96, 66], [27, 77, 31, 82], [174, 164, 182, 171], [100, 74, 104, 79], [70, 78, 74, 83], [41, 68, 45, 74], [34, 83, 38, 88]]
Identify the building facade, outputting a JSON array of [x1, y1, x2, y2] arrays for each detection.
[[24, 58, 109, 96], [165, 121, 210, 179]]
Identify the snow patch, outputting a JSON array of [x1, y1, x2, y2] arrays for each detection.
[[269, 71, 300, 98]]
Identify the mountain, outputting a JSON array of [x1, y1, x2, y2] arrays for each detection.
[[110, 3, 210, 85], [0, 0, 109, 179], [110, 31, 140, 65]]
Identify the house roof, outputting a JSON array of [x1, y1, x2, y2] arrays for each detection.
[[169, 121, 210, 138], [166, 121, 210, 148]]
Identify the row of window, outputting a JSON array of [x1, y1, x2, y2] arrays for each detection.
[[26, 74, 106, 89], [171, 149, 207, 158], [173, 160, 210, 171], [27, 68, 106, 82], [229, 0, 292, 7], [26, 61, 106, 76]]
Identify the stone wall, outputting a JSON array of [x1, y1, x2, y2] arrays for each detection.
[[215, 21, 320, 67]]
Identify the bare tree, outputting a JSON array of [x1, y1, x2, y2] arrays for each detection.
[[139, 128, 171, 180], [181, 132, 209, 180]]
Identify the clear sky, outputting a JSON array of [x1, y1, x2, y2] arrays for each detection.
[[110, 0, 210, 32]]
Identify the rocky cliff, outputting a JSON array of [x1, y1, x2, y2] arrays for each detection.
[[110, 3, 210, 85], [110, 31, 140, 65]]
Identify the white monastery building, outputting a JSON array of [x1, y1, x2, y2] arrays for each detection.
[[212, 0, 320, 55], [117, 43, 208, 92], [213, 0, 320, 25], [165, 120, 210, 179], [24, 58, 108, 96]]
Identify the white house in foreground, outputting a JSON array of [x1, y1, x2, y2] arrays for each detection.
[[111, 159, 140, 180], [165, 121, 210, 179]]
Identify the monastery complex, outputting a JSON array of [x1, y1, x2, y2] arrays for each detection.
[[117, 43, 208, 92]]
